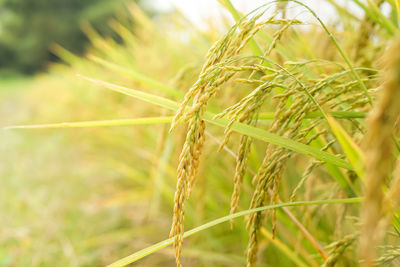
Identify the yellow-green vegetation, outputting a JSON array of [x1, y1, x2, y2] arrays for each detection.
[[2, 1, 400, 266]]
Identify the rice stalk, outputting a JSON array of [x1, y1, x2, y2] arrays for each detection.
[[359, 35, 400, 266]]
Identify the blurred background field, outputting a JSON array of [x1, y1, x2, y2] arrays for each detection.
[[1, 0, 398, 266], [0, 1, 248, 266]]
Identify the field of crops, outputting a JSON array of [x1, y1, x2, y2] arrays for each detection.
[[1, 1, 400, 266]]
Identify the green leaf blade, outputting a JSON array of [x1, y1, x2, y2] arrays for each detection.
[[107, 198, 362, 267]]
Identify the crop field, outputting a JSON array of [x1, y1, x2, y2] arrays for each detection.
[[1, 1, 400, 266]]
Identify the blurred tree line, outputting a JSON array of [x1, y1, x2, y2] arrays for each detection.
[[0, 0, 140, 74]]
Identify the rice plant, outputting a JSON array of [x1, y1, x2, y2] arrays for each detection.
[[3, 0, 400, 266]]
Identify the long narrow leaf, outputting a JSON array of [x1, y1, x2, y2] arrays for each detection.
[[107, 197, 362, 267], [88, 55, 184, 98], [3, 112, 365, 130], [326, 115, 366, 180], [79, 76, 353, 170], [206, 115, 352, 170], [3, 117, 174, 129]]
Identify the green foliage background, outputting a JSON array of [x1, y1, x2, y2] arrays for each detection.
[[0, 0, 134, 74]]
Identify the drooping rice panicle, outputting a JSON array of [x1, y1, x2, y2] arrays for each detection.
[[322, 234, 357, 267], [360, 35, 400, 267]]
